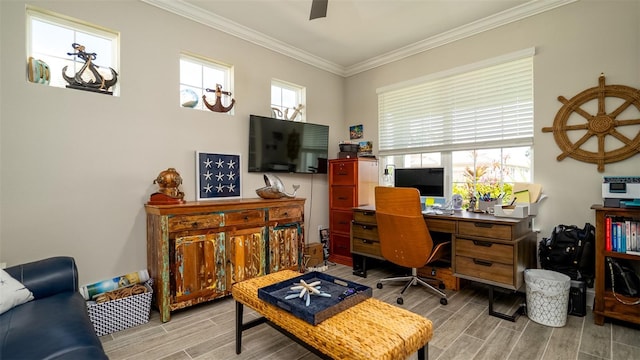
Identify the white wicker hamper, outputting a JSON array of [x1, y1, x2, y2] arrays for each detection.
[[86, 280, 153, 336]]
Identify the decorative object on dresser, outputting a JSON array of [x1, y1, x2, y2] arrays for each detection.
[[195, 152, 240, 200], [145, 198, 305, 322], [256, 173, 300, 199], [148, 167, 186, 205], [328, 158, 378, 266]]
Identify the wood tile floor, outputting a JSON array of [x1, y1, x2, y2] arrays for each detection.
[[100, 264, 640, 360]]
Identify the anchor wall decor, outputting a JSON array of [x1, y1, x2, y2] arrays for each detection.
[[542, 73, 640, 172], [62, 43, 118, 95], [203, 84, 236, 113]]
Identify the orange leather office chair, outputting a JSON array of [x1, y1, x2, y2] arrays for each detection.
[[375, 186, 449, 305]]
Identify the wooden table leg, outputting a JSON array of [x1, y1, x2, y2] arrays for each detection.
[[418, 343, 428, 360], [235, 301, 243, 354]]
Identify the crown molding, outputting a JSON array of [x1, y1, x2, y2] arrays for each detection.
[[142, 0, 577, 78], [344, 0, 577, 77], [140, 0, 345, 76]]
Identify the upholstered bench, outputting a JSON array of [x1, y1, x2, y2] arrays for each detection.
[[232, 270, 433, 360]]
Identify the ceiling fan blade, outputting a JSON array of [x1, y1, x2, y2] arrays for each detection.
[[309, 0, 328, 20]]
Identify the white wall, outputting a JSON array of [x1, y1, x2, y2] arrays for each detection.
[[0, 0, 342, 284], [2, 0, 640, 285], [345, 0, 640, 240]]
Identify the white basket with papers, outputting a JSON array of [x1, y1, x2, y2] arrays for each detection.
[[493, 204, 529, 218]]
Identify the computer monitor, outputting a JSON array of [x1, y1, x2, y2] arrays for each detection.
[[394, 167, 445, 197]]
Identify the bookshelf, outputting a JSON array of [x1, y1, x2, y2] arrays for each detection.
[[591, 205, 640, 326]]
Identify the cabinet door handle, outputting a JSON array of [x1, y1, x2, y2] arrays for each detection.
[[473, 222, 494, 228], [473, 259, 493, 267], [337, 172, 348, 176], [473, 240, 493, 247], [338, 196, 348, 200], [363, 211, 375, 216], [361, 239, 370, 244]]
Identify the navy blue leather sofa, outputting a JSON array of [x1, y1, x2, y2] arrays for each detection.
[[0, 256, 108, 359]]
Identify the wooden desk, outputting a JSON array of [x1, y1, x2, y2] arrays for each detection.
[[351, 206, 536, 320]]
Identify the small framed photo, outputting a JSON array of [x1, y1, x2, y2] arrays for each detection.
[[195, 152, 241, 200], [319, 226, 330, 260], [350, 124, 363, 139]]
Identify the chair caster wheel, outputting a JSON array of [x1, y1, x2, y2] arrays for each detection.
[[397, 297, 404, 305], [438, 283, 446, 290], [440, 298, 448, 305], [376, 283, 383, 289]]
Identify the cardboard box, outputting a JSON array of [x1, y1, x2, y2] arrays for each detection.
[[417, 266, 465, 291], [305, 243, 324, 267]]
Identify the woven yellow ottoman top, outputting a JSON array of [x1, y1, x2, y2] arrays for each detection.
[[232, 270, 433, 360]]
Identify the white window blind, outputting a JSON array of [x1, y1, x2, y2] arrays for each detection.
[[378, 50, 534, 155]]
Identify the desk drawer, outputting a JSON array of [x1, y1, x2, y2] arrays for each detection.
[[169, 213, 224, 231], [331, 233, 351, 257], [351, 222, 378, 241], [225, 209, 265, 226], [268, 206, 302, 222], [330, 161, 356, 185], [331, 187, 356, 209], [426, 218, 456, 233], [351, 237, 382, 258], [455, 256, 513, 286], [331, 210, 353, 233], [458, 221, 512, 240], [455, 238, 513, 264], [353, 210, 376, 224]]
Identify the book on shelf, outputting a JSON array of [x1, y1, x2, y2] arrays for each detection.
[[604, 215, 639, 254]]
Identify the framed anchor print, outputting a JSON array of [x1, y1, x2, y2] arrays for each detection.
[[195, 151, 241, 200]]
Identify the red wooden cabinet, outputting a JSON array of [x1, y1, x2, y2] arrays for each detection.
[[328, 158, 378, 265]]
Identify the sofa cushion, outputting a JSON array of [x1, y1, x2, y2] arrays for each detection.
[[0, 269, 34, 315], [0, 290, 107, 360]]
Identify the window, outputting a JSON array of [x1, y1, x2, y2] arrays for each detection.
[[378, 49, 534, 208], [180, 54, 233, 112], [271, 79, 306, 121], [27, 7, 119, 95]]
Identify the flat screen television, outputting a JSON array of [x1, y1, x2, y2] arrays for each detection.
[[248, 114, 329, 174], [394, 167, 445, 197]]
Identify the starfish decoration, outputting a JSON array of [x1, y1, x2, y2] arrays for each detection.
[[285, 279, 331, 306]]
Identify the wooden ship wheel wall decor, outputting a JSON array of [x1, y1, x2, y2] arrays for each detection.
[[542, 74, 640, 172]]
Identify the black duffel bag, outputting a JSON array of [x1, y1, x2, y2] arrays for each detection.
[[539, 223, 596, 287]]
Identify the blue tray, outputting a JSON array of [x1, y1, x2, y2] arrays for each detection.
[[258, 271, 372, 325]]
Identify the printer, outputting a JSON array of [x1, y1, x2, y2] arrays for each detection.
[[602, 176, 640, 207]]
